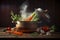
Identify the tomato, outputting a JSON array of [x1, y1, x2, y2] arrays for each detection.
[[42, 26, 49, 32], [7, 27, 11, 31]]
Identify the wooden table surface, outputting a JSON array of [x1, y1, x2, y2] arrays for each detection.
[[0, 27, 60, 38]]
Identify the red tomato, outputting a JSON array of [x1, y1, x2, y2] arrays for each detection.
[[7, 27, 11, 31], [42, 26, 49, 32]]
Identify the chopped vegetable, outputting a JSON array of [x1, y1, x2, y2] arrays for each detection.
[[12, 31, 23, 36], [24, 12, 35, 21], [11, 10, 21, 22]]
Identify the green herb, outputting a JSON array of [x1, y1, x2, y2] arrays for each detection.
[[30, 32, 39, 36], [11, 10, 21, 22], [31, 12, 39, 21], [50, 25, 56, 32]]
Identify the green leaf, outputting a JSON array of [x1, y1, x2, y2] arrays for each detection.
[[11, 11, 21, 21], [33, 18, 39, 21], [11, 11, 15, 17], [51, 25, 55, 29], [31, 13, 39, 21], [50, 25, 56, 32], [30, 32, 39, 36]]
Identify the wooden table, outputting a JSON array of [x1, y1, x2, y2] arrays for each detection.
[[0, 27, 60, 38]]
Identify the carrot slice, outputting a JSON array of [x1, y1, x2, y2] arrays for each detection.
[[12, 31, 23, 36]]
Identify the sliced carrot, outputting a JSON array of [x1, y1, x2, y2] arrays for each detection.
[[25, 16, 33, 21], [7, 30, 23, 36], [24, 12, 35, 21], [12, 31, 23, 36]]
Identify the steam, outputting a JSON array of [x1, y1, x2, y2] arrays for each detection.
[[19, 1, 50, 21], [20, 1, 29, 20]]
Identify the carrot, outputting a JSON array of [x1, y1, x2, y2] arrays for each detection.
[[25, 12, 35, 21], [25, 16, 33, 21], [7, 30, 23, 36], [12, 31, 23, 36]]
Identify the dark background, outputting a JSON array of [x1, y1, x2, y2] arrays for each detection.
[[0, 0, 59, 32]]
